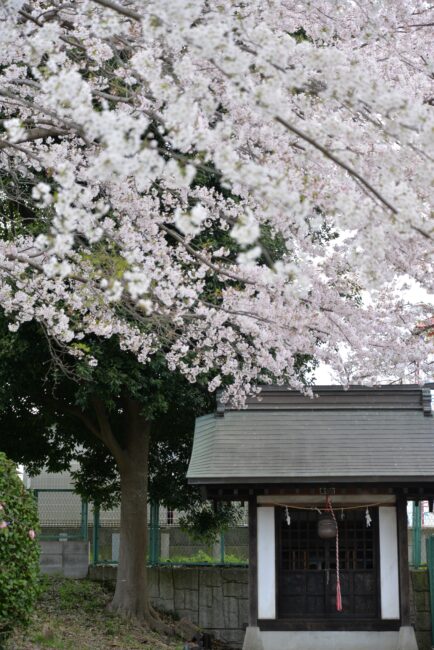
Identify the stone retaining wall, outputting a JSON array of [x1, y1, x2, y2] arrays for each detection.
[[410, 570, 432, 650], [90, 565, 248, 647], [90, 565, 433, 649]]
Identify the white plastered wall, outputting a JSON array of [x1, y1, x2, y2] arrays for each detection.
[[258, 506, 276, 619], [379, 505, 400, 619]]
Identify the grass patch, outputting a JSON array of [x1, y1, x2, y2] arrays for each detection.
[[4, 576, 186, 650], [29, 632, 72, 649], [57, 578, 103, 613]]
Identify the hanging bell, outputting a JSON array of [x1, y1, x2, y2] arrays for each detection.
[[318, 513, 337, 539]]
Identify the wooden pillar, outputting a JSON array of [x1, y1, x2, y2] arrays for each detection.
[[248, 495, 258, 626], [396, 495, 411, 626]]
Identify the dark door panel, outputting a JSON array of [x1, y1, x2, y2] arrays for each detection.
[[277, 507, 379, 619]]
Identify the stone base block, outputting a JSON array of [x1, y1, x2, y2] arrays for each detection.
[[398, 626, 419, 650], [260, 631, 400, 650], [243, 626, 264, 650]]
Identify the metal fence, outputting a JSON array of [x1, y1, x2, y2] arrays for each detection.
[[36, 491, 433, 568], [409, 500, 434, 569], [412, 501, 422, 568], [413, 501, 434, 645], [34, 488, 248, 566], [34, 490, 433, 572], [426, 536, 434, 646], [91, 502, 248, 566], [34, 489, 88, 541]]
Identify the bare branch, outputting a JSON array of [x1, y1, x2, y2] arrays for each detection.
[[64, 405, 102, 439], [411, 224, 433, 240], [405, 22, 434, 28], [43, 396, 105, 442], [91, 396, 126, 466], [0, 128, 69, 150], [90, 0, 142, 21]]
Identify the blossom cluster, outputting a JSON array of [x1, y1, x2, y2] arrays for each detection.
[[0, 0, 432, 401]]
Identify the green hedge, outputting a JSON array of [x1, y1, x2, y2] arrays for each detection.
[[0, 452, 40, 637]]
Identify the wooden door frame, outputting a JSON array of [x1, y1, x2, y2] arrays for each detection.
[[273, 505, 381, 626], [396, 494, 410, 625], [248, 495, 258, 627]]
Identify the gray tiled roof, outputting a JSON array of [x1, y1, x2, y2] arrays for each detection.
[[187, 396, 434, 484]]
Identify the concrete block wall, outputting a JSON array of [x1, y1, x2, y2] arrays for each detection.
[[40, 540, 89, 579]]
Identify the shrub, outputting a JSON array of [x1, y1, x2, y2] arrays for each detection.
[[0, 452, 40, 637], [163, 550, 247, 564]]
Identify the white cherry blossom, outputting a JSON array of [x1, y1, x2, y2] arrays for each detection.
[[0, 0, 432, 403]]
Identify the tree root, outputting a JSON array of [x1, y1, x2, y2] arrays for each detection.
[[147, 610, 175, 636], [149, 605, 200, 640], [108, 601, 196, 640]]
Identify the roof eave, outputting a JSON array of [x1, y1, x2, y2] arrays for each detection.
[[188, 474, 434, 485]]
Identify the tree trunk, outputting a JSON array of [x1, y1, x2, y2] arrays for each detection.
[[108, 399, 154, 620], [99, 398, 177, 634], [109, 433, 150, 617]]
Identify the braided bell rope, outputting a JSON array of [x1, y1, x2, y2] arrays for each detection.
[[326, 495, 342, 612]]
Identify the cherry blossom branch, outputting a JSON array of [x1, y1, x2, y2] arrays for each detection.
[[0, 0, 431, 396], [0, 128, 69, 150], [90, 0, 141, 21], [0, 89, 85, 137], [18, 8, 87, 51], [274, 116, 398, 215], [85, 1, 401, 219], [208, 50, 400, 216], [3, 251, 87, 284], [161, 225, 256, 285], [0, 140, 42, 161]]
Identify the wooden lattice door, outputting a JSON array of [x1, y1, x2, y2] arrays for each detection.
[[277, 506, 379, 619]]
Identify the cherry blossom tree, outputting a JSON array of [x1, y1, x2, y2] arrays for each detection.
[[0, 0, 433, 624]]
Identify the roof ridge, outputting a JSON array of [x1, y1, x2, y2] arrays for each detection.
[[216, 385, 432, 417]]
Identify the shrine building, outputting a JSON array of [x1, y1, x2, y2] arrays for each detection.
[[187, 385, 434, 650]]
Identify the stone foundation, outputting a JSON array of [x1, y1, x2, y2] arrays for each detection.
[[89, 566, 433, 649]]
